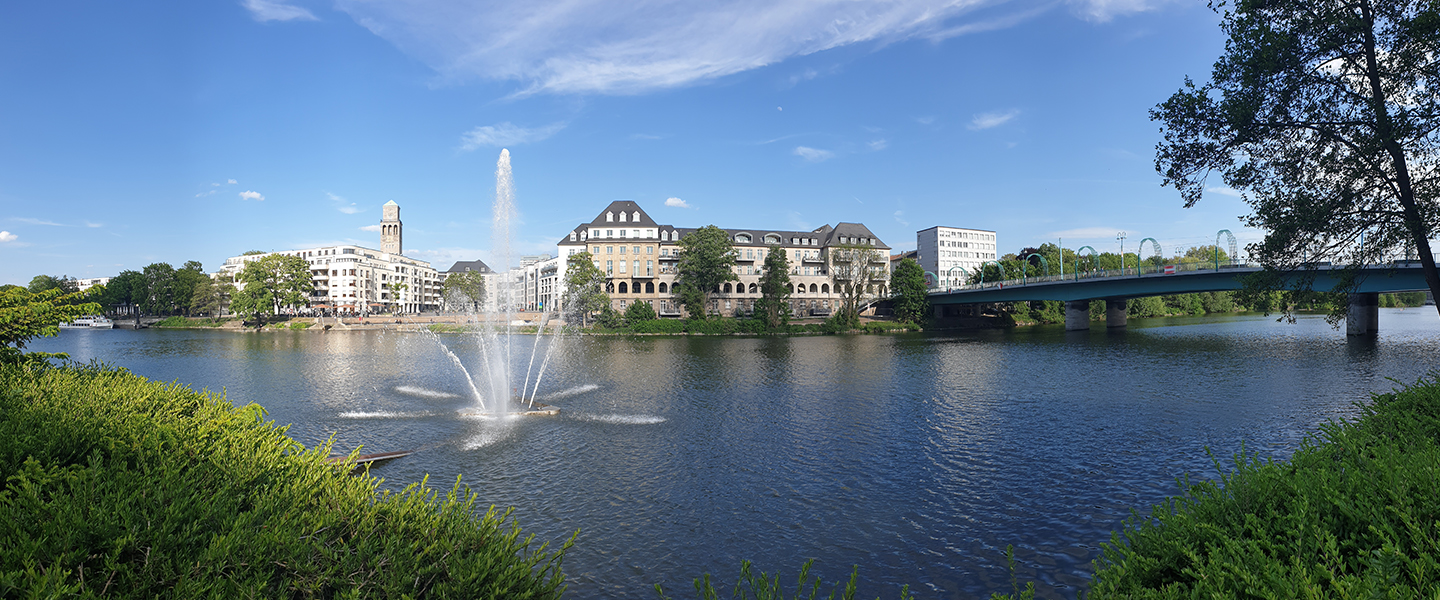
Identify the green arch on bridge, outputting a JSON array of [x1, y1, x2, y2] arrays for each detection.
[[1023, 253, 1050, 282], [1075, 246, 1098, 276], [1138, 238, 1163, 273], [1216, 229, 1237, 268], [978, 260, 1004, 285], [924, 270, 939, 289], [947, 266, 970, 289]]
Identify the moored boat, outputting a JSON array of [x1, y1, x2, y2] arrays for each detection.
[[59, 315, 114, 329]]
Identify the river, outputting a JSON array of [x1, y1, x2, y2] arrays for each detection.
[[29, 310, 1440, 598]]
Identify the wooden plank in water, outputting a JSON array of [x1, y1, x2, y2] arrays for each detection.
[[327, 450, 414, 468]]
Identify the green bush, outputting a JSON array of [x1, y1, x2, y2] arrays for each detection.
[[0, 362, 571, 599], [991, 377, 1440, 598], [625, 301, 658, 325], [631, 319, 686, 334], [152, 316, 191, 328], [1397, 291, 1427, 307], [657, 559, 911, 600]]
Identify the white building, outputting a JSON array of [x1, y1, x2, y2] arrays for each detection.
[[916, 226, 998, 290], [75, 277, 110, 292], [216, 201, 443, 314]]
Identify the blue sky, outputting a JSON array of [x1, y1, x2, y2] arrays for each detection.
[[0, 0, 1263, 285]]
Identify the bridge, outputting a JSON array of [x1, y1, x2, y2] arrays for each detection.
[[925, 261, 1432, 336]]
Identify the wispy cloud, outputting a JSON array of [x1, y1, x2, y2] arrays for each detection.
[[460, 122, 565, 150], [328, 192, 362, 214], [239, 191, 265, 201], [969, 108, 1021, 130], [629, 133, 663, 141], [84, 221, 102, 228], [793, 146, 834, 162], [1206, 186, 1243, 197], [359, 224, 382, 232], [915, 116, 936, 125], [893, 210, 909, 226], [13, 217, 63, 226], [1070, 0, 1164, 22], [336, 0, 1025, 95], [242, 0, 318, 22], [0, 231, 17, 243], [664, 197, 691, 208], [228, 178, 238, 184], [868, 139, 888, 151]]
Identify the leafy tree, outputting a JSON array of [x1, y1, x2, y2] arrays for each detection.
[[99, 270, 147, 328], [1, 286, 102, 364], [675, 225, 737, 318], [890, 258, 929, 324], [231, 254, 313, 324], [827, 243, 885, 328], [753, 244, 792, 329], [623, 300, 657, 325], [27, 275, 77, 294], [562, 252, 608, 327], [443, 270, 487, 312], [189, 276, 222, 318], [242, 250, 265, 256], [173, 261, 207, 316], [1153, 0, 1440, 318], [140, 263, 177, 315]]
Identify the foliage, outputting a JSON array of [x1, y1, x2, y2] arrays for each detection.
[[152, 316, 192, 328], [140, 263, 177, 315], [676, 225, 738, 317], [889, 258, 929, 324], [827, 244, 885, 327], [242, 250, 265, 255], [172, 261, 208, 316], [563, 252, 609, 327], [1153, 0, 1440, 319], [442, 270, 487, 312], [1381, 291, 1429, 307], [0, 362, 572, 598], [187, 274, 229, 318], [27, 275, 77, 294], [230, 254, 314, 324], [0, 287, 102, 365], [595, 305, 625, 329], [624, 300, 657, 325], [753, 244, 792, 330], [655, 559, 910, 600], [1063, 376, 1440, 598]]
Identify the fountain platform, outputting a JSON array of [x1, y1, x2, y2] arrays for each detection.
[[459, 399, 559, 417]]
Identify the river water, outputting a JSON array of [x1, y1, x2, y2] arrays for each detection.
[[30, 311, 1440, 598]]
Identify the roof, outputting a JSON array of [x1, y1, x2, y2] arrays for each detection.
[[384, 200, 399, 206], [444, 260, 493, 274], [556, 201, 889, 249]]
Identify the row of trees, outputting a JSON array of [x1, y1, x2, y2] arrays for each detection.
[[561, 225, 897, 330]]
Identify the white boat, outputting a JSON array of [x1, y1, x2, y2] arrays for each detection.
[[59, 315, 114, 329]]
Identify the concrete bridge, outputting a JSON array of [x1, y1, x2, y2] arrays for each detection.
[[926, 261, 1432, 335]]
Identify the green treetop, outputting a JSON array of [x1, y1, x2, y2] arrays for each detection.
[[442, 270, 487, 312], [827, 243, 886, 328], [562, 252, 608, 327], [230, 254, 314, 323], [1, 286, 102, 364], [890, 258, 929, 324], [753, 244, 792, 329], [675, 225, 737, 318]]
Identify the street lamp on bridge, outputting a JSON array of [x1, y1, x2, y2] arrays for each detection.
[[1117, 231, 1127, 273]]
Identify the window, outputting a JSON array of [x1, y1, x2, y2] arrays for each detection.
[[619, 212, 627, 222], [606, 260, 613, 275], [620, 246, 627, 254], [607, 230, 614, 237], [647, 260, 653, 276], [633, 211, 641, 221], [607, 246, 614, 254], [607, 212, 614, 222], [765, 233, 781, 244], [591, 229, 598, 238], [735, 233, 751, 243], [569, 232, 576, 241], [647, 246, 654, 254], [619, 299, 626, 309], [619, 282, 628, 293], [592, 246, 600, 253], [633, 246, 640, 254], [792, 237, 799, 244], [659, 282, 668, 294], [645, 282, 654, 293], [633, 260, 639, 274]]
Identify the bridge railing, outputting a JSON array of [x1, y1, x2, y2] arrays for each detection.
[[934, 260, 1259, 294]]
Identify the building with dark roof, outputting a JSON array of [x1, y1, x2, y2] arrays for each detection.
[[444, 260, 493, 274], [555, 201, 891, 318]]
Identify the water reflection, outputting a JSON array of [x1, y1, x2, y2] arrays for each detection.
[[31, 311, 1440, 599]]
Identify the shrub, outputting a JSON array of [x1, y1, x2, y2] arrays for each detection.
[[631, 319, 686, 334], [0, 362, 572, 599], [657, 559, 911, 600], [625, 301, 657, 325], [153, 316, 192, 327]]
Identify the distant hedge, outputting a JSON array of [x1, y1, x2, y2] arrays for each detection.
[[0, 362, 571, 598], [992, 376, 1440, 598]]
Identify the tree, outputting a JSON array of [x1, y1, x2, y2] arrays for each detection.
[[190, 276, 221, 318], [753, 244, 792, 329], [231, 254, 313, 324], [562, 252, 608, 327], [828, 243, 886, 328], [1154, 0, 1440, 318], [624, 300, 657, 325], [443, 270, 487, 312], [675, 225, 737, 318], [28, 275, 77, 294], [173, 261, 207, 316], [1, 286, 101, 364], [890, 258, 930, 324], [140, 263, 177, 315], [100, 270, 147, 328]]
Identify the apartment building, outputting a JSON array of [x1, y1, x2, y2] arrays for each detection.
[[555, 201, 891, 318], [916, 226, 998, 290]]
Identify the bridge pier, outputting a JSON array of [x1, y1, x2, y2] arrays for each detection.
[[1065, 300, 1090, 331], [1347, 293, 1379, 336], [1106, 299, 1128, 328]]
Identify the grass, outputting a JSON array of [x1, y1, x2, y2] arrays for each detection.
[[0, 361, 572, 599]]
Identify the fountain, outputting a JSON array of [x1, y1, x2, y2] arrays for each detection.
[[447, 149, 564, 417]]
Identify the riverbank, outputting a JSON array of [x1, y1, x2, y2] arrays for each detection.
[[147, 314, 938, 335]]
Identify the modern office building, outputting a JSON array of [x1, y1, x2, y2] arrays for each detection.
[[217, 201, 442, 314], [554, 201, 891, 318], [916, 226, 998, 290]]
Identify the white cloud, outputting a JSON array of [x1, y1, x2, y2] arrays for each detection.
[[0, 231, 16, 243], [242, 0, 318, 22], [335, 0, 1017, 95], [969, 108, 1021, 130], [1206, 186, 1243, 197], [13, 217, 63, 226], [211, 182, 221, 187], [239, 190, 265, 201], [359, 224, 382, 232], [1069, 0, 1162, 22], [228, 178, 238, 184], [460, 122, 565, 150], [196, 190, 217, 198], [328, 192, 362, 213], [793, 146, 834, 162], [893, 210, 909, 226], [84, 221, 102, 228], [868, 139, 888, 151], [915, 116, 936, 125], [664, 197, 691, 208]]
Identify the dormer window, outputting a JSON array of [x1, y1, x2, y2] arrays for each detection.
[[633, 211, 641, 221], [569, 232, 577, 241], [619, 212, 628, 222], [606, 212, 614, 222], [764, 234, 780, 244], [735, 233, 752, 243]]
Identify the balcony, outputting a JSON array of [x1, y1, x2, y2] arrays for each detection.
[[658, 254, 679, 261], [802, 255, 825, 264]]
